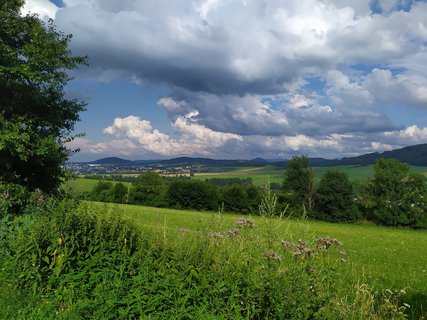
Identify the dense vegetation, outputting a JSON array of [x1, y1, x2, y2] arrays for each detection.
[[0, 0, 86, 194], [1, 2, 426, 319], [81, 157, 427, 229], [0, 191, 417, 319]]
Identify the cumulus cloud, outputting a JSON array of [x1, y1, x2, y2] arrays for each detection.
[[101, 113, 242, 156], [157, 89, 399, 137], [22, 0, 58, 19], [31, 0, 427, 159], [50, 0, 427, 96]]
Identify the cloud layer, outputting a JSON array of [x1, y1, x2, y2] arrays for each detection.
[[24, 0, 427, 159]]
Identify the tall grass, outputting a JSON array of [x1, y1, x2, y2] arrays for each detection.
[[0, 195, 412, 319]]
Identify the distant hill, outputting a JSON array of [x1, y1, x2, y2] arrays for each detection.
[[88, 157, 132, 165], [310, 144, 427, 167], [266, 144, 427, 167], [82, 144, 427, 167]]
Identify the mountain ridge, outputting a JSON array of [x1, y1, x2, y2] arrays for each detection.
[[78, 143, 427, 167]]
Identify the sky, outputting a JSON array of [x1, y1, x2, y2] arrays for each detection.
[[22, 0, 427, 161]]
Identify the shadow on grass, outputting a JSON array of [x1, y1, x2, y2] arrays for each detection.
[[404, 292, 426, 320]]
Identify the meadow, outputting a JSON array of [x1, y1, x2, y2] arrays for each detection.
[[96, 201, 427, 318], [65, 165, 427, 192], [194, 165, 427, 186], [64, 178, 131, 194]]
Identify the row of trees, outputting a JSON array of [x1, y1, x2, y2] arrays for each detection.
[[88, 172, 262, 214], [87, 156, 427, 228], [283, 156, 427, 228]]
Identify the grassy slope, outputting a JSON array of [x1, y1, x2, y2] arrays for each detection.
[[92, 202, 427, 301], [64, 178, 131, 194]]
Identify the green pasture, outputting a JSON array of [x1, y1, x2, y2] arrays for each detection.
[[194, 165, 427, 186], [64, 178, 131, 194], [92, 202, 427, 301], [65, 165, 427, 192]]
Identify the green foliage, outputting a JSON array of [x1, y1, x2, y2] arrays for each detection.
[[205, 177, 253, 187], [132, 171, 168, 206], [283, 156, 315, 212], [167, 180, 220, 211], [0, 182, 30, 217], [0, 199, 410, 319], [222, 185, 260, 214], [0, 0, 86, 193], [314, 171, 361, 223], [367, 159, 427, 227]]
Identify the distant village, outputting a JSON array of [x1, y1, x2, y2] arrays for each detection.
[[65, 162, 207, 177]]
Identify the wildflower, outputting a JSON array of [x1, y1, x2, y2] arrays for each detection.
[[235, 218, 254, 228], [281, 240, 294, 249], [340, 258, 347, 263], [293, 250, 301, 257], [225, 229, 239, 237], [339, 250, 346, 255], [210, 232, 223, 239], [264, 251, 282, 261], [316, 237, 342, 249]]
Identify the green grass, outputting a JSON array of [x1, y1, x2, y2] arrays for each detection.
[[64, 165, 427, 192], [194, 165, 427, 186], [94, 202, 427, 299], [63, 178, 131, 194]]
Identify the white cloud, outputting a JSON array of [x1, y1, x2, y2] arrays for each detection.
[[52, 0, 426, 159], [101, 114, 242, 156], [22, 0, 58, 19]]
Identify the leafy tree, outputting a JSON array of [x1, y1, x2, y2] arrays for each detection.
[[314, 171, 360, 222], [370, 158, 427, 227], [112, 182, 128, 204], [91, 181, 113, 202], [167, 180, 219, 211], [132, 171, 167, 206], [283, 156, 315, 212], [0, 0, 86, 193]]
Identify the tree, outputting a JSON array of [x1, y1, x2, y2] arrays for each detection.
[[132, 171, 166, 206], [314, 171, 360, 222], [0, 0, 86, 193], [167, 180, 219, 211], [370, 158, 427, 227], [283, 156, 315, 212]]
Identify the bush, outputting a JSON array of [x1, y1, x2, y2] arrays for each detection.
[[0, 182, 30, 217]]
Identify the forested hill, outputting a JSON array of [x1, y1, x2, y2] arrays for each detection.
[[82, 144, 427, 167], [300, 143, 427, 167]]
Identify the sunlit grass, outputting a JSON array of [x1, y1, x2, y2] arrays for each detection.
[[89, 201, 427, 299]]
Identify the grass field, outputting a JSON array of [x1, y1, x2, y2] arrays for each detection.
[[90, 201, 427, 317], [64, 178, 131, 194], [194, 165, 427, 186], [66, 165, 427, 192]]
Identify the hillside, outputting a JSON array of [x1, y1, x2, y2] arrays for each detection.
[[82, 144, 427, 167]]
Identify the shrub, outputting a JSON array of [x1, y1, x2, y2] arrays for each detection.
[[0, 182, 30, 217]]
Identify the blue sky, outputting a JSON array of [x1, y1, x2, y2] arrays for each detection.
[[23, 0, 427, 161]]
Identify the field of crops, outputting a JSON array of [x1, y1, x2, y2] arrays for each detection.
[[91, 202, 427, 317]]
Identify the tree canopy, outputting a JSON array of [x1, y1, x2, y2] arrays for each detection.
[[0, 0, 86, 192], [283, 156, 315, 212]]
